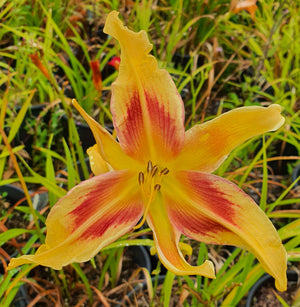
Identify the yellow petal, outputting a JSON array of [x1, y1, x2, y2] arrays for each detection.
[[171, 104, 285, 172], [73, 99, 140, 171], [9, 171, 143, 270], [103, 11, 185, 164], [146, 193, 215, 278], [163, 171, 287, 291], [87, 144, 111, 175]]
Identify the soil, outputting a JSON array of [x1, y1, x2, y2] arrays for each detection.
[[249, 278, 299, 307]]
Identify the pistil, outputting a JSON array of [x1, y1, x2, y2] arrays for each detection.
[[134, 160, 169, 229]]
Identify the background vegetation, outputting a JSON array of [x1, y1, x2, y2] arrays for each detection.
[[0, 0, 299, 306]]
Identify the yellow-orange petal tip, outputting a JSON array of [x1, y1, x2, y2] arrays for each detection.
[[267, 104, 285, 130], [275, 274, 287, 292], [201, 260, 216, 279]]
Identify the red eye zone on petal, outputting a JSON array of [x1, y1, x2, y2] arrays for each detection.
[[114, 90, 145, 158], [169, 201, 226, 237], [184, 172, 238, 226], [68, 179, 117, 228], [79, 201, 142, 240], [144, 91, 183, 157]]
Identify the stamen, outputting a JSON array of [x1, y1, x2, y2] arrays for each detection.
[[154, 184, 161, 191], [151, 165, 158, 177], [135, 163, 168, 230], [147, 160, 152, 173], [160, 167, 169, 175], [138, 172, 144, 185]]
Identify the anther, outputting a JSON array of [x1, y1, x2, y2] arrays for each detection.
[[151, 165, 158, 177], [160, 167, 169, 175], [138, 172, 144, 185], [154, 184, 161, 191], [147, 160, 152, 173]]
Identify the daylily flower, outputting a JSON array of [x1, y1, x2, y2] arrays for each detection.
[[108, 56, 121, 70], [9, 11, 287, 291], [230, 0, 258, 20]]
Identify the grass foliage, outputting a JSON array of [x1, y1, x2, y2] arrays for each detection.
[[0, 0, 300, 306]]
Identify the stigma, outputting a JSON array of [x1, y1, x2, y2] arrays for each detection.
[[134, 160, 169, 229]]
